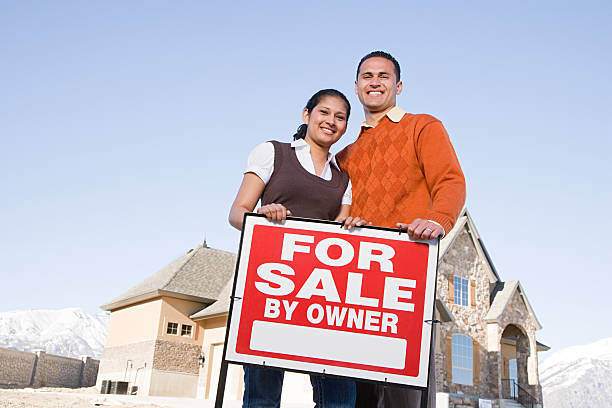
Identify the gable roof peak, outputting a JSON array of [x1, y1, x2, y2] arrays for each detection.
[[486, 280, 542, 330]]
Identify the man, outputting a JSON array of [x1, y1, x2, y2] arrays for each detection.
[[336, 51, 466, 408]]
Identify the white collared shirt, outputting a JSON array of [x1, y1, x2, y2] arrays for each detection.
[[245, 139, 352, 205], [360, 105, 406, 129]]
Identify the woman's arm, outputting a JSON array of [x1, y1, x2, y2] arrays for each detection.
[[335, 204, 369, 230], [334, 204, 351, 222], [229, 173, 266, 230], [229, 173, 293, 230]]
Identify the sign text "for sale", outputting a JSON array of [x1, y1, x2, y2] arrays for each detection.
[[254, 233, 417, 334]]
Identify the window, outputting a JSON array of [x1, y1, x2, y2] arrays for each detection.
[[454, 276, 469, 306], [452, 334, 473, 385], [181, 324, 193, 337], [166, 322, 178, 335]]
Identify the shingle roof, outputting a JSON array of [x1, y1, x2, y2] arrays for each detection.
[[101, 244, 236, 311], [190, 278, 233, 320]]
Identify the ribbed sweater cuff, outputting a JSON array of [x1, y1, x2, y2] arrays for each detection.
[[425, 212, 453, 237]]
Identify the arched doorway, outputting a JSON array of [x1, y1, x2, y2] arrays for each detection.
[[500, 324, 530, 403]]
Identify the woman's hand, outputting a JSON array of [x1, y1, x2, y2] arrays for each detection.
[[338, 215, 369, 230], [257, 203, 292, 223], [335, 205, 369, 230]]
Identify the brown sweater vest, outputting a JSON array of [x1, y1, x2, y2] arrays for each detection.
[[261, 141, 349, 221], [336, 113, 465, 233]]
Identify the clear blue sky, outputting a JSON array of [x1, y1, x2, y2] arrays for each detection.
[[1, 1, 611, 353]]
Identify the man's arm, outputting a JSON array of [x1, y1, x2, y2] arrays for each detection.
[[399, 119, 466, 240]]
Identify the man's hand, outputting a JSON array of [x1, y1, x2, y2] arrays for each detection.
[[397, 218, 443, 241], [257, 203, 292, 222]]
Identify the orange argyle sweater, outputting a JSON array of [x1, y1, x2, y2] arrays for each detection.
[[336, 111, 465, 233]]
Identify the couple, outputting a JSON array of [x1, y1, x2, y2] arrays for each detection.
[[229, 51, 466, 408]]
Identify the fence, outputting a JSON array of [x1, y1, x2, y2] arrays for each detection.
[[0, 347, 99, 388]]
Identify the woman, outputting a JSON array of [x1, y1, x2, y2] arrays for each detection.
[[229, 89, 363, 408]]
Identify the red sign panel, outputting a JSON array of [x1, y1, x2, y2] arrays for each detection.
[[225, 215, 438, 387]]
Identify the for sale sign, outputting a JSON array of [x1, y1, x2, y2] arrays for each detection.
[[224, 214, 439, 388]]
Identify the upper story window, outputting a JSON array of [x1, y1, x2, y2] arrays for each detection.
[[166, 322, 178, 335], [452, 334, 473, 386], [181, 324, 193, 337], [454, 276, 469, 306]]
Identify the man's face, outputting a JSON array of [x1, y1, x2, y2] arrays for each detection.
[[355, 57, 403, 113]]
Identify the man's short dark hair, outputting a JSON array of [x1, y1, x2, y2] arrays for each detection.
[[356, 51, 401, 82]]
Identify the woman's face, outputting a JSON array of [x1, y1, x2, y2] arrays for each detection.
[[302, 95, 349, 149]]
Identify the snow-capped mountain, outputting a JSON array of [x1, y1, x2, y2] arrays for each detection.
[[540, 337, 612, 408], [0, 308, 109, 359]]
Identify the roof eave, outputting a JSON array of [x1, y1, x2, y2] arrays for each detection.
[[191, 311, 229, 321], [435, 297, 455, 323], [516, 282, 543, 330], [101, 289, 214, 312]]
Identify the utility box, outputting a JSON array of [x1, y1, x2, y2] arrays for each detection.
[[109, 381, 129, 395], [100, 380, 111, 394]]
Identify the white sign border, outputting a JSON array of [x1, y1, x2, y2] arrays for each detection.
[[224, 213, 439, 388]]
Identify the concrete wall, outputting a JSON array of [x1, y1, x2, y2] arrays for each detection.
[[0, 348, 99, 388]]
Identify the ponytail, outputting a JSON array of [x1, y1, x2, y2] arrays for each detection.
[[293, 124, 307, 140]]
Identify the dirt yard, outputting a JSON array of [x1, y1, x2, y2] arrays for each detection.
[[0, 386, 231, 408]]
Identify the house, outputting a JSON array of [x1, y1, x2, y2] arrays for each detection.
[[97, 243, 236, 398], [97, 209, 547, 407]]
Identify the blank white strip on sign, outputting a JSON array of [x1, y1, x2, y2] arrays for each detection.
[[250, 321, 407, 370]]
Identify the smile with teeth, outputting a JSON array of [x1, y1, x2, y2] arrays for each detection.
[[321, 127, 335, 135], [368, 91, 383, 95]]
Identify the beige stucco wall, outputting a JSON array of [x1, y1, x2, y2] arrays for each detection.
[[105, 299, 163, 347], [197, 316, 228, 399], [158, 297, 205, 345], [149, 370, 199, 397], [96, 339, 156, 395]]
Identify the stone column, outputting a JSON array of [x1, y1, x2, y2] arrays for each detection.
[[486, 323, 502, 400], [31, 351, 46, 388]]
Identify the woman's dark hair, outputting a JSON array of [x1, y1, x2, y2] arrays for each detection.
[[293, 89, 351, 140]]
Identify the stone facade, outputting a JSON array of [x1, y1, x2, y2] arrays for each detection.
[[152, 339, 201, 374], [431, 222, 543, 407], [437, 229, 499, 405], [0, 348, 99, 388]]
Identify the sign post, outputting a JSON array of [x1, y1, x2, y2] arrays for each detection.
[[214, 213, 439, 406]]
